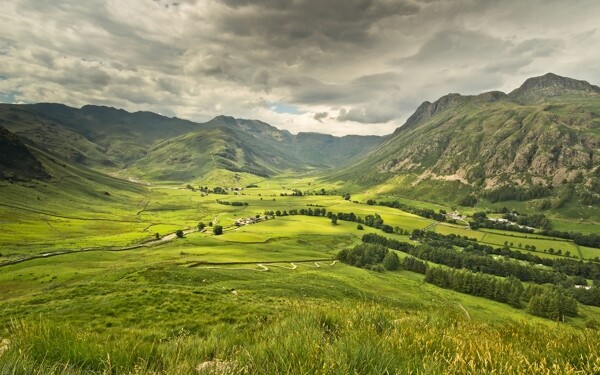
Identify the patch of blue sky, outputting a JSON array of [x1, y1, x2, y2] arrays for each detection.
[[270, 102, 305, 115]]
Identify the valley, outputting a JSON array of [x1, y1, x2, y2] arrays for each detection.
[[1, 74, 600, 374]]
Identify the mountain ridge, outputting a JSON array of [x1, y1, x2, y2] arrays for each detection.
[[334, 73, 600, 208], [395, 73, 600, 135], [0, 103, 383, 181]]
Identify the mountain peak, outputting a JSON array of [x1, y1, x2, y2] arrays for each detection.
[[509, 73, 600, 103], [397, 93, 472, 133]]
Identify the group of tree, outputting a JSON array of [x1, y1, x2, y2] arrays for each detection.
[[409, 230, 600, 280], [524, 284, 578, 321], [364, 231, 596, 284], [337, 243, 400, 272], [216, 199, 248, 206], [368, 199, 447, 222], [571, 285, 600, 307], [424, 265, 580, 320], [425, 267, 524, 308], [402, 256, 428, 274], [457, 194, 478, 207], [197, 186, 229, 194], [280, 189, 304, 197], [363, 232, 600, 308], [337, 244, 388, 272], [341, 231, 598, 316], [484, 184, 553, 203]]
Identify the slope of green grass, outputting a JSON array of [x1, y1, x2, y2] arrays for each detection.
[[1, 168, 599, 373]]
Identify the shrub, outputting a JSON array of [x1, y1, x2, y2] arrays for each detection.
[[383, 252, 400, 271]]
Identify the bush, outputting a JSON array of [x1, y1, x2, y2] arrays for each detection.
[[213, 225, 223, 235], [357, 224, 364, 230], [383, 252, 400, 271], [175, 230, 184, 238]]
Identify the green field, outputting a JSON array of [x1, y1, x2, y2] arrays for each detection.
[[1, 168, 600, 374]]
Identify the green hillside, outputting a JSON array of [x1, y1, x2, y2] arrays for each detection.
[[331, 74, 600, 221], [0, 105, 382, 182]]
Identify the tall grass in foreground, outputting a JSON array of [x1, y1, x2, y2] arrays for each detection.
[[1, 304, 599, 374]]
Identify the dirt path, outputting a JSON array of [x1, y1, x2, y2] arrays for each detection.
[[422, 222, 437, 232], [270, 263, 297, 270], [189, 259, 338, 272], [198, 263, 270, 272], [0, 203, 140, 223], [456, 303, 471, 321]]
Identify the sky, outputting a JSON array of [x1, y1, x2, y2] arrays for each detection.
[[1, 0, 600, 136]]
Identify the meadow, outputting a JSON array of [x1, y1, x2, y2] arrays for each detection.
[[1, 171, 599, 374]]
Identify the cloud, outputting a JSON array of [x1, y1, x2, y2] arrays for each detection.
[[0, 0, 599, 135], [314, 111, 328, 122]]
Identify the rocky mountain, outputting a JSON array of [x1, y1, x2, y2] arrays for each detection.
[[335, 73, 600, 204]]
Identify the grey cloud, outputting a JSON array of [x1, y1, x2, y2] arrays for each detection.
[[398, 30, 512, 66], [1, 0, 600, 135], [337, 107, 395, 124], [314, 111, 328, 122]]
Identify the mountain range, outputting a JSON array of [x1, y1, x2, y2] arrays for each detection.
[[1, 72, 599, 208]]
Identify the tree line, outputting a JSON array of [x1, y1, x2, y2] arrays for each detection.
[[363, 233, 575, 286], [216, 199, 248, 206], [339, 241, 581, 320], [264, 208, 403, 233], [410, 230, 600, 281], [425, 267, 524, 308], [367, 199, 447, 222], [483, 184, 553, 203], [361, 232, 600, 308], [337, 243, 400, 272]]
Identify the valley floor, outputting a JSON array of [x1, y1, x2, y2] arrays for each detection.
[[1, 173, 599, 374]]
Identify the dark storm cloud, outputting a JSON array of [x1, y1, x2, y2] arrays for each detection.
[[1, 0, 600, 135]]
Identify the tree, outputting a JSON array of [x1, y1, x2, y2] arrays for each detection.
[[331, 215, 338, 225], [208, 221, 213, 227], [357, 224, 364, 230], [155, 232, 160, 240], [383, 252, 400, 271], [176, 230, 184, 238], [198, 222, 206, 231], [213, 225, 223, 235]]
